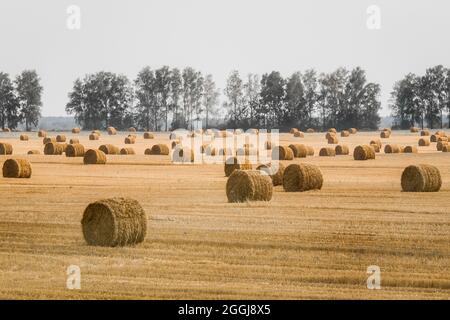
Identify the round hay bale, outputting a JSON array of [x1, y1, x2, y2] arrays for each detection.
[[340, 130, 350, 137], [2, 159, 32, 178], [272, 146, 294, 161], [37, 130, 46, 138], [128, 127, 136, 132], [327, 135, 338, 144], [380, 130, 390, 138], [403, 146, 418, 153], [410, 127, 419, 133], [306, 146, 314, 156], [289, 128, 299, 134], [56, 134, 66, 142], [325, 132, 335, 140], [384, 144, 400, 154], [83, 149, 106, 165], [306, 128, 315, 133], [66, 144, 85, 157], [125, 136, 136, 144], [43, 137, 56, 145], [282, 163, 323, 192], [435, 130, 446, 137], [442, 145, 450, 152], [264, 141, 272, 150], [319, 147, 336, 157], [107, 127, 117, 135], [288, 144, 307, 158], [120, 147, 135, 155], [172, 146, 194, 163], [418, 138, 430, 146], [147, 144, 170, 155], [219, 148, 233, 157], [353, 145, 375, 160], [256, 163, 285, 186], [420, 130, 430, 136], [20, 134, 29, 141], [430, 134, 439, 142], [81, 197, 147, 247], [328, 128, 337, 133], [438, 136, 448, 142], [294, 131, 304, 138], [69, 138, 79, 144], [2, 128, 11, 132], [44, 142, 65, 155], [226, 170, 273, 203], [437, 141, 448, 151], [99, 144, 120, 155], [143, 132, 154, 139], [89, 133, 99, 141], [71, 128, 80, 134], [370, 143, 380, 153], [335, 145, 349, 155], [370, 139, 382, 149], [401, 164, 441, 192], [349, 128, 357, 134], [224, 156, 252, 177], [382, 128, 392, 133], [0, 143, 13, 155], [27, 150, 40, 155]]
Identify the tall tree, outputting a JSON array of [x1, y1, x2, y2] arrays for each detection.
[[285, 72, 305, 127], [182, 67, 204, 130], [259, 71, 286, 128], [243, 73, 261, 128], [318, 68, 348, 130], [170, 68, 182, 129], [203, 74, 219, 129], [302, 69, 319, 128], [420, 65, 447, 129], [223, 70, 245, 127], [0, 72, 20, 130], [134, 67, 158, 131], [155, 66, 172, 131], [390, 73, 419, 129], [15, 70, 43, 131]]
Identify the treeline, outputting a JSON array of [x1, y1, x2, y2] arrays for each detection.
[[65, 66, 382, 131], [0, 70, 43, 131], [390, 65, 450, 129]]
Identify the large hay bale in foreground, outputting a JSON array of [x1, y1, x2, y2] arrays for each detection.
[[72, 128, 80, 134], [81, 197, 147, 247], [2, 159, 32, 178], [272, 146, 294, 160], [418, 138, 430, 146], [27, 150, 40, 155], [420, 130, 430, 136], [38, 130, 46, 138], [384, 144, 401, 154], [56, 134, 66, 142], [353, 145, 375, 160], [401, 164, 441, 192], [143, 132, 154, 139], [146, 144, 170, 155], [83, 149, 106, 165], [107, 127, 117, 135], [0, 142, 13, 155], [89, 133, 99, 141], [66, 144, 85, 157], [288, 144, 307, 158], [44, 142, 65, 155], [120, 147, 135, 155], [282, 163, 323, 192], [99, 144, 120, 155], [340, 130, 350, 137], [256, 163, 285, 186], [403, 146, 418, 153], [335, 145, 349, 155], [319, 147, 336, 157], [226, 170, 273, 203], [69, 138, 79, 144], [380, 130, 390, 138], [437, 141, 448, 151], [20, 134, 29, 141], [224, 156, 252, 177]]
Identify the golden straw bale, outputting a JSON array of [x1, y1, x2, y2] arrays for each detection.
[[306, 128, 315, 133], [327, 135, 338, 144], [289, 128, 299, 134], [435, 130, 446, 136], [437, 141, 448, 151], [128, 127, 136, 132], [56, 134, 66, 142], [353, 145, 375, 160], [306, 146, 314, 156], [256, 163, 285, 186], [288, 144, 307, 158], [91, 130, 101, 136], [146, 144, 170, 155], [83, 149, 106, 164], [437, 136, 448, 142], [143, 132, 154, 139], [418, 138, 430, 146], [335, 144, 349, 155], [224, 156, 253, 177], [20, 134, 29, 141], [382, 128, 392, 133], [442, 145, 450, 152], [401, 164, 441, 192], [43, 137, 56, 145], [325, 132, 335, 140], [420, 130, 430, 136], [0, 142, 13, 155], [89, 133, 99, 140], [370, 139, 382, 149], [2, 159, 32, 178], [319, 147, 336, 157], [38, 130, 46, 138], [71, 128, 80, 134], [272, 146, 294, 160], [384, 144, 400, 154], [410, 127, 419, 133], [27, 150, 40, 155], [282, 163, 323, 192], [99, 144, 120, 155], [172, 146, 194, 163], [370, 143, 380, 153], [226, 170, 273, 203], [44, 142, 65, 155], [107, 127, 117, 135], [124, 135, 136, 144], [81, 197, 147, 247], [66, 144, 85, 157], [294, 131, 304, 138], [69, 138, 79, 144], [380, 130, 390, 138], [403, 146, 418, 153], [340, 130, 350, 137], [120, 147, 135, 155], [328, 128, 337, 133], [349, 128, 357, 134]]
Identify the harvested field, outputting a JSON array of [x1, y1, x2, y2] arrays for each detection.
[[0, 130, 449, 299]]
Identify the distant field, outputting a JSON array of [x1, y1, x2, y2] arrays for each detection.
[[0, 130, 449, 299]]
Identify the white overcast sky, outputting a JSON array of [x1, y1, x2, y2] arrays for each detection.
[[0, 0, 449, 116]]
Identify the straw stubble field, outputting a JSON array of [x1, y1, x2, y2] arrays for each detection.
[[0, 131, 449, 299]]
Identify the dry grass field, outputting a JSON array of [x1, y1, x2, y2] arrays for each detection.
[[0, 130, 449, 299]]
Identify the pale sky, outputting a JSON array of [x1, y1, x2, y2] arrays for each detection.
[[0, 0, 449, 116]]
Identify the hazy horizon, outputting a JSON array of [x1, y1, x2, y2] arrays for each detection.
[[1, 0, 450, 117]]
